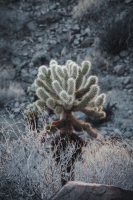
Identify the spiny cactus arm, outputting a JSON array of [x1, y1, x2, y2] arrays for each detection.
[[81, 108, 106, 120], [71, 64, 79, 79], [74, 85, 99, 110], [76, 61, 91, 90], [76, 76, 98, 99], [51, 64, 60, 81], [50, 59, 58, 67], [35, 78, 52, 94], [95, 93, 106, 107], [36, 87, 49, 101], [66, 60, 75, 74], [52, 80, 63, 94], [46, 98, 56, 110], [67, 62, 79, 78], [50, 62, 65, 87], [38, 72, 52, 86], [81, 60, 91, 76], [62, 67, 69, 90], [38, 65, 49, 77], [35, 100, 46, 112], [70, 115, 98, 138], [55, 65, 65, 79], [27, 82, 37, 95], [59, 90, 72, 104], [38, 65, 51, 81], [62, 66, 69, 78], [67, 78, 76, 96], [76, 69, 84, 90], [38, 67, 53, 90]]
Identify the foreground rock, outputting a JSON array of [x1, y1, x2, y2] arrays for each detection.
[[52, 181, 133, 200]]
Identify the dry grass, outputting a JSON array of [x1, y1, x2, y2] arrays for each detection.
[[75, 139, 133, 190], [0, 117, 133, 200], [72, 0, 108, 19], [0, 69, 24, 107], [0, 82, 24, 107], [100, 8, 133, 54]]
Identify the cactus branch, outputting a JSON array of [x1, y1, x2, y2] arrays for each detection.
[[26, 59, 106, 140]]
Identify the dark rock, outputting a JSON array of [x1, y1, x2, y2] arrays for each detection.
[[36, 11, 64, 26], [120, 50, 128, 58], [125, 0, 132, 3], [53, 181, 133, 200], [81, 38, 94, 48], [123, 76, 131, 85], [31, 52, 50, 66], [114, 64, 125, 75]]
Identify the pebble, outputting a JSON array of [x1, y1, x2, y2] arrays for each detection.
[[14, 102, 19, 108], [123, 76, 131, 85], [38, 37, 43, 42], [113, 128, 121, 136], [73, 39, 79, 45], [128, 89, 133, 94], [30, 69, 37, 76], [126, 84, 133, 89], [14, 108, 20, 113], [12, 57, 21, 66], [83, 27, 91, 36], [27, 21, 36, 31], [128, 110, 133, 116], [120, 50, 128, 57], [125, 132, 132, 138], [114, 64, 125, 75], [114, 56, 120, 62], [72, 24, 80, 32], [125, 0, 132, 3]]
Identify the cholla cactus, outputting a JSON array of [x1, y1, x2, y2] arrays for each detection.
[[28, 59, 106, 137]]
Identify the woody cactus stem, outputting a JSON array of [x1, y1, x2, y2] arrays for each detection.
[[26, 59, 106, 137], [24, 104, 38, 131]]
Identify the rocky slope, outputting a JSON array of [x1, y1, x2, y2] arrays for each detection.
[[0, 0, 132, 139]]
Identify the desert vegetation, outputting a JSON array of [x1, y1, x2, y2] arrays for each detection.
[[1, 121, 133, 199], [24, 59, 107, 185], [0, 0, 133, 199]]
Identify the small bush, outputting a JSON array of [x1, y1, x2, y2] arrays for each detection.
[[100, 9, 133, 55], [0, 82, 24, 108], [0, 119, 133, 200], [72, 0, 108, 19], [75, 139, 133, 190]]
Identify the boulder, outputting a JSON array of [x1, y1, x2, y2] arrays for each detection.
[[52, 181, 133, 200]]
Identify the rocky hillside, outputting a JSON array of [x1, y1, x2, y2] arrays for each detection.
[[0, 0, 133, 138]]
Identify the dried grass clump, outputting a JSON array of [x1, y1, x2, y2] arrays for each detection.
[[0, 119, 133, 200], [0, 82, 24, 107], [75, 139, 133, 190], [0, 122, 80, 200], [100, 8, 133, 55], [73, 0, 108, 19]]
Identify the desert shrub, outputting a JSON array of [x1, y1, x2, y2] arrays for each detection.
[[0, 126, 81, 200], [75, 139, 133, 190], [0, 82, 24, 108], [100, 8, 133, 55], [0, 118, 133, 200], [0, 68, 24, 107], [31, 52, 50, 67], [72, 0, 109, 19]]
